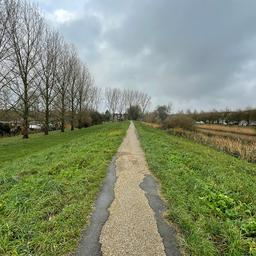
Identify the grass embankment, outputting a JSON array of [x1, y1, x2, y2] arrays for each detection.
[[0, 122, 129, 255], [136, 122, 256, 255], [0, 129, 100, 163]]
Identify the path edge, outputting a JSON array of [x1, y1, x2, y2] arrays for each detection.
[[76, 155, 117, 256]]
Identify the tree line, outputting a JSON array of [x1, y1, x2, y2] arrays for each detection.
[[104, 87, 151, 116], [0, 0, 98, 138], [184, 108, 256, 124]]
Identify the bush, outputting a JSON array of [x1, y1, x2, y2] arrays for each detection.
[[90, 111, 103, 125], [79, 112, 92, 128], [163, 115, 194, 130], [0, 122, 11, 136]]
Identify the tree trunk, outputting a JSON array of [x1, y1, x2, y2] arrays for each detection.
[[61, 113, 65, 132], [78, 98, 82, 129], [71, 118, 74, 130], [45, 103, 49, 135], [61, 94, 65, 132], [71, 105, 74, 131], [23, 102, 29, 139]]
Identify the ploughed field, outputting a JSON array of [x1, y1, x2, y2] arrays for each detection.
[[136, 122, 256, 256], [0, 122, 129, 255]]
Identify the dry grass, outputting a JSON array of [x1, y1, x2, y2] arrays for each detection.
[[196, 124, 256, 136], [169, 128, 256, 163], [141, 122, 161, 128]]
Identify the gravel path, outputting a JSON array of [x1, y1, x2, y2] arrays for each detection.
[[100, 122, 166, 256]]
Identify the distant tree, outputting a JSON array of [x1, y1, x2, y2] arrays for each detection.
[[105, 87, 120, 115], [127, 105, 141, 120], [90, 111, 103, 125], [156, 104, 171, 122], [104, 110, 111, 122], [77, 65, 93, 129]]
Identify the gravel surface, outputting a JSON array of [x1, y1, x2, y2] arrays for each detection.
[[100, 122, 166, 256]]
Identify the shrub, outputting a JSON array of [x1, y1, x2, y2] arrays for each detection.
[[0, 122, 11, 136], [90, 111, 103, 125], [79, 112, 92, 128], [163, 115, 194, 130]]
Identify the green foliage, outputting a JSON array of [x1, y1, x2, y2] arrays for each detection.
[[136, 122, 256, 255], [0, 122, 129, 255]]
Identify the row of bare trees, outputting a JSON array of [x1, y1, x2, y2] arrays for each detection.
[[0, 0, 98, 138], [104, 88, 151, 115]]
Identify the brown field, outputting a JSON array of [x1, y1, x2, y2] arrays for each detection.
[[196, 128, 256, 142], [196, 124, 256, 136], [142, 122, 256, 162], [169, 128, 256, 163], [142, 122, 161, 128]]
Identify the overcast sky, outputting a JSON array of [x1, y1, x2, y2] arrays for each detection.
[[32, 0, 256, 112]]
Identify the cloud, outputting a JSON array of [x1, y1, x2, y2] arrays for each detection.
[[49, 9, 79, 24], [33, 0, 256, 111]]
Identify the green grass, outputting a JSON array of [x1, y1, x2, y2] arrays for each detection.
[[0, 128, 104, 163], [0, 122, 129, 255], [136, 122, 256, 256]]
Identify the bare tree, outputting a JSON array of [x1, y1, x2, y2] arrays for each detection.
[[0, 0, 96, 134], [38, 29, 61, 135], [105, 87, 120, 115], [139, 92, 151, 113], [0, 0, 14, 93], [7, 0, 44, 138], [89, 86, 101, 111], [77, 64, 93, 128], [68, 46, 80, 131], [55, 43, 71, 132]]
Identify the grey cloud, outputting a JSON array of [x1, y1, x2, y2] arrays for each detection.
[[37, 0, 256, 111]]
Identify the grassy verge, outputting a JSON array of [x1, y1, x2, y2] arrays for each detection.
[[0, 122, 129, 255], [136, 122, 256, 255], [0, 128, 105, 163]]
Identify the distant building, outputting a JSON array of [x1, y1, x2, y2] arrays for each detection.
[[112, 113, 128, 121], [239, 120, 248, 127]]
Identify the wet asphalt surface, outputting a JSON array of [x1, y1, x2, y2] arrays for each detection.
[[76, 157, 117, 256]]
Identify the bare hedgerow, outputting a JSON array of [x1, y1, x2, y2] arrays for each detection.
[[163, 115, 195, 130]]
